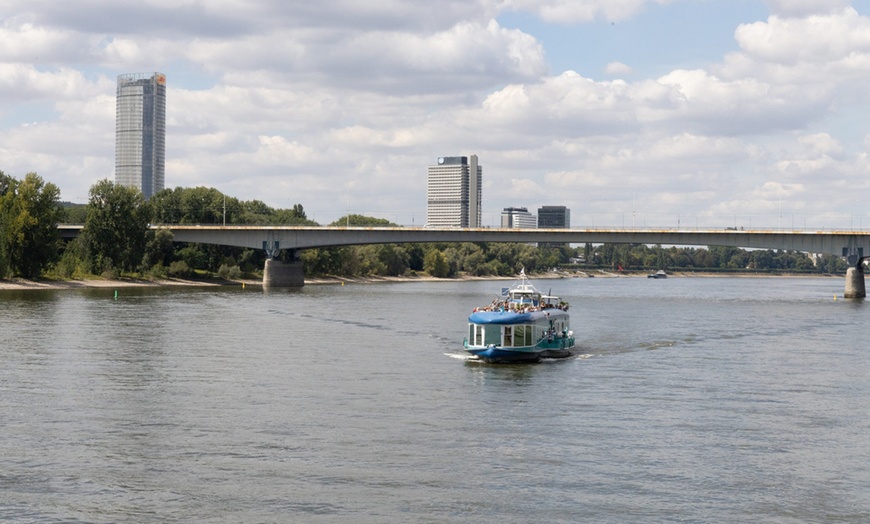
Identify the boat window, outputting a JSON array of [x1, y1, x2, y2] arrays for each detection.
[[514, 325, 532, 346], [473, 325, 485, 346], [503, 326, 512, 347], [484, 324, 500, 345]]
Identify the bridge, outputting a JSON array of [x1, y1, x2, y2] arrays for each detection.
[[58, 225, 870, 296]]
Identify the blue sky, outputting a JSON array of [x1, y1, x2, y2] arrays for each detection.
[[4, 0, 870, 228], [499, 0, 770, 78]]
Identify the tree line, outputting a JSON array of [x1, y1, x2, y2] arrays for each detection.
[[0, 170, 848, 281]]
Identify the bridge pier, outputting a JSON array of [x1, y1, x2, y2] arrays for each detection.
[[844, 266, 865, 299], [263, 259, 304, 288]]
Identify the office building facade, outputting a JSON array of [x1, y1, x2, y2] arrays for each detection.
[[537, 205, 570, 229], [426, 155, 482, 228], [501, 207, 537, 228], [115, 72, 166, 199]]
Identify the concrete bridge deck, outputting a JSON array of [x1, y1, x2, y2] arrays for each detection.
[[58, 225, 870, 295]]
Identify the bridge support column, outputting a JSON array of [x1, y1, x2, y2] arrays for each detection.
[[263, 259, 304, 288], [844, 266, 865, 299]]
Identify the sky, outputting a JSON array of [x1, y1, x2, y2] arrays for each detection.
[[5, 0, 870, 229]]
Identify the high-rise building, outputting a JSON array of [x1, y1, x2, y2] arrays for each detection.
[[501, 207, 537, 228], [426, 155, 482, 228], [537, 205, 570, 228], [115, 72, 166, 199]]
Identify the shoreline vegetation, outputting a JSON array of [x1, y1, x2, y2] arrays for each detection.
[[0, 269, 843, 291], [1, 175, 850, 290]]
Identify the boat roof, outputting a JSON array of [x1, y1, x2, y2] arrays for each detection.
[[504, 272, 560, 301]]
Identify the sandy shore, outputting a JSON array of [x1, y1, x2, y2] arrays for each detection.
[[0, 277, 252, 291], [0, 269, 840, 291], [0, 274, 493, 290]]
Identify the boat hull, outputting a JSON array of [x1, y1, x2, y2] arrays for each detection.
[[464, 343, 575, 363]]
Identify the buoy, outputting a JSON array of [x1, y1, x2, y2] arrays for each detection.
[[114, 290, 118, 300]]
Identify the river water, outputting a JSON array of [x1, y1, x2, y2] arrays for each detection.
[[1, 276, 869, 523]]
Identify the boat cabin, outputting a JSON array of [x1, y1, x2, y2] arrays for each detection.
[[467, 314, 570, 349]]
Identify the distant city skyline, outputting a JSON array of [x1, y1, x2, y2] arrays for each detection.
[[115, 73, 166, 199]]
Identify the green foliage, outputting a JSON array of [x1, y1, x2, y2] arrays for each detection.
[[376, 244, 410, 276], [53, 237, 88, 278], [176, 245, 208, 270], [423, 249, 451, 278], [217, 264, 242, 279], [167, 260, 193, 278], [0, 172, 64, 278], [150, 186, 315, 226], [62, 202, 88, 224], [142, 228, 175, 268], [579, 244, 837, 274], [330, 214, 398, 227], [82, 179, 151, 273], [166, 260, 194, 278]]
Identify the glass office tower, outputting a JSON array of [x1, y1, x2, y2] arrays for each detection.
[[426, 155, 482, 228], [115, 72, 166, 199]]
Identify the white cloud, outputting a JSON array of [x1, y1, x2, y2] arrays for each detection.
[[604, 62, 633, 76], [503, 0, 674, 23], [734, 8, 870, 67], [4, 0, 870, 229], [762, 0, 851, 18]]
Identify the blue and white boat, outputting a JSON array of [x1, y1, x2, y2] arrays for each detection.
[[463, 271, 575, 363]]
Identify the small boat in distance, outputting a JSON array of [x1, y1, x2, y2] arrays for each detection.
[[648, 270, 668, 279], [463, 270, 575, 363]]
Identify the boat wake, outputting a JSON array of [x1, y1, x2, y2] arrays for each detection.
[[445, 352, 478, 362], [446, 350, 594, 364]]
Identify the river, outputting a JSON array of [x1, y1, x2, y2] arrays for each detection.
[[1, 276, 869, 523]]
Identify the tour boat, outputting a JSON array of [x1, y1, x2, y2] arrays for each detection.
[[463, 271, 575, 363]]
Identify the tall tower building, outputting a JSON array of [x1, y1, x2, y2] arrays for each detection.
[[115, 72, 166, 199], [426, 155, 482, 228]]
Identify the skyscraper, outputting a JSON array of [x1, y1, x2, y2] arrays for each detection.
[[115, 72, 166, 199], [426, 155, 482, 228]]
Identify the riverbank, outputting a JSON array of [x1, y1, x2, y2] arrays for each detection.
[[0, 276, 247, 291], [0, 269, 842, 291], [0, 273, 514, 291]]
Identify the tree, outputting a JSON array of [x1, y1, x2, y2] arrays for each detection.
[[82, 180, 151, 273], [0, 170, 14, 278], [423, 249, 450, 278], [62, 203, 88, 224], [0, 172, 64, 278], [330, 214, 397, 227], [376, 244, 410, 276], [141, 228, 175, 269]]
